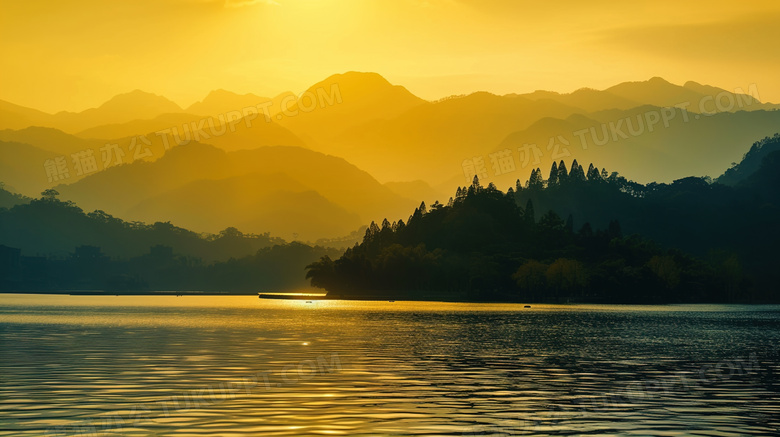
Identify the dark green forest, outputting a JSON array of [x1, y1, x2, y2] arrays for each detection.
[[305, 135, 780, 303], [0, 192, 341, 293], [2, 134, 779, 300]]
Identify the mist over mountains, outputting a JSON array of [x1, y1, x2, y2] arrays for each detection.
[[1, 72, 777, 241]]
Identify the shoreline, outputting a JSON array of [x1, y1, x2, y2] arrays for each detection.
[[1, 291, 777, 305]]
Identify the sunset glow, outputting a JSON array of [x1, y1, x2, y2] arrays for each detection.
[[2, 2, 780, 435], [2, 0, 778, 112]]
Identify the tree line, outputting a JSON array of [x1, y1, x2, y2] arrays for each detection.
[[307, 136, 780, 303], [0, 190, 341, 293]]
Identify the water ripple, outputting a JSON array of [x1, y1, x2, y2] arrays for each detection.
[[0, 296, 779, 436]]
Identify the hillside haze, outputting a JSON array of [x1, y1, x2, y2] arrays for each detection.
[[1, 72, 777, 242], [54, 143, 416, 241]]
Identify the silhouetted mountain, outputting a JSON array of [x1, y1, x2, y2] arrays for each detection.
[[0, 115, 305, 198], [55, 142, 233, 212], [327, 91, 581, 182], [127, 173, 363, 241], [296, 76, 778, 187], [304, 177, 747, 303], [186, 89, 304, 119], [199, 114, 306, 151], [0, 126, 103, 154], [0, 99, 52, 130], [503, 137, 780, 294], [0, 90, 184, 134], [277, 71, 427, 142], [76, 111, 306, 152], [54, 143, 415, 240], [717, 134, 780, 186], [186, 89, 272, 116], [0, 190, 285, 261], [738, 149, 780, 206], [0, 185, 29, 209], [50, 90, 184, 133], [226, 146, 417, 226], [604, 77, 702, 108], [306, 137, 780, 302], [4, 74, 779, 205], [605, 77, 771, 111], [75, 113, 204, 140], [0, 141, 65, 195], [0, 125, 199, 196], [521, 88, 642, 112], [0, 191, 343, 292], [0, 127, 116, 195], [492, 107, 780, 189]]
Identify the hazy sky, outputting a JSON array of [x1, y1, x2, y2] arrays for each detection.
[[1, 0, 778, 112]]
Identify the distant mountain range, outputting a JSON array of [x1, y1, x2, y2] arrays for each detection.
[[0, 90, 183, 133], [1, 72, 778, 240], [53, 143, 417, 241]]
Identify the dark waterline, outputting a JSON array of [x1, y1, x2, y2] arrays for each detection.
[[1, 294, 778, 436]]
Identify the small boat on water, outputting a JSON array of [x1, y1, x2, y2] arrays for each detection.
[[258, 293, 326, 300]]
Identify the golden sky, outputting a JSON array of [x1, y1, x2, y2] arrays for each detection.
[[1, 0, 778, 112]]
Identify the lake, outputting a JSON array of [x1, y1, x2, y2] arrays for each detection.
[[1, 294, 778, 436]]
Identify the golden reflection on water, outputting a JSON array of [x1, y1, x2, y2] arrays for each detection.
[[0, 295, 779, 436]]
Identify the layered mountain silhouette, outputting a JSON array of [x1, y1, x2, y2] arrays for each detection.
[[0, 127, 111, 193], [0, 118, 305, 196], [75, 113, 205, 140], [717, 134, 780, 186], [2, 72, 778, 242], [4, 134, 778, 297], [0, 141, 56, 194], [0, 90, 184, 133], [605, 78, 768, 110], [185, 89, 301, 119], [304, 134, 780, 302], [0, 99, 52, 131], [53, 143, 415, 240], [0, 126, 104, 155], [276, 72, 427, 143], [127, 174, 361, 241], [186, 89, 274, 117], [315, 76, 778, 186], [494, 107, 780, 186]]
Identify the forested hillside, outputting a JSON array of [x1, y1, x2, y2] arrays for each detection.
[[306, 137, 780, 302]]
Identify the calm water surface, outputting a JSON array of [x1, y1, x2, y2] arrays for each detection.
[[0, 294, 778, 436]]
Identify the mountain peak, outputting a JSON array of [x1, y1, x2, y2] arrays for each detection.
[[203, 89, 264, 101], [647, 76, 671, 84], [279, 71, 426, 140], [604, 77, 690, 107], [97, 90, 182, 113], [682, 80, 725, 95], [306, 71, 402, 97], [321, 71, 391, 86], [608, 76, 676, 89], [186, 89, 271, 116]]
